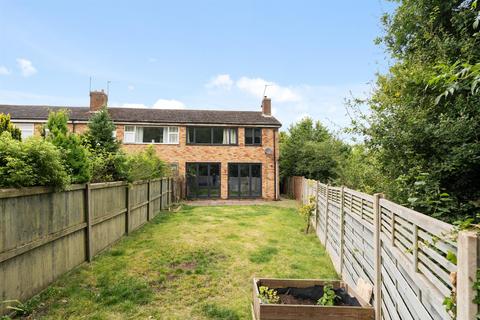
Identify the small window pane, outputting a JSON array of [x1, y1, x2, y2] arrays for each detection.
[[187, 127, 194, 143], [245, 128, 253, 145], [254, 128, 262, 144], [251, 164, 261, 177], [212, 128, 224, 144], [125, 126, 135, 132], [195, 127, 211, 144], [143, 127, 163, 143], [167, 127, 179, 144]]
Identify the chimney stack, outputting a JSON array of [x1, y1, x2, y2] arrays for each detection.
[[90, 90, 108, 112], [262, 96, 271, 116]]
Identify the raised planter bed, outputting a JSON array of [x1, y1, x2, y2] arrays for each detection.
[[252, 278, 374, 320]]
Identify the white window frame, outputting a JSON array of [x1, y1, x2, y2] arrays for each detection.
[[14, 123, 35, 140], [123, 125, 179, 144]]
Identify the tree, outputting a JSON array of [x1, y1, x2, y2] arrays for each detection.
[[45, 110, 91, 183], [280, 117, 348, 182], [83, 107, 128, 182], [0, 113, 22, 140], [352, 0, 480, 221], [84, 107, 119, 153]]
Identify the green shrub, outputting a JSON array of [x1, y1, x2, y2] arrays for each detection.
[[90, 151, 129, 183], [0, 132, 69, 189], [125, 146, 169, 182], [0, 113, 21, 140], [45, 110, 91, 183]]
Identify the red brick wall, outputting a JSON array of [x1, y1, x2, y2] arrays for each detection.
[[30, 122, 280, 200], [119, 126, 279, 200]]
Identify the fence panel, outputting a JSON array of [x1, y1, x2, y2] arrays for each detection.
[[0, 177, 180, 315], [297, 177, 473, 320], [0, 186, 87, 312], [129, 181, 149, 232]]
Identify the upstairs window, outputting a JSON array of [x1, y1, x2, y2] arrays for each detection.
[[123, 126, 179, 144], [187, 127, 237, 145], [245, 127, 262, 145], [14, 123, 35, 140]]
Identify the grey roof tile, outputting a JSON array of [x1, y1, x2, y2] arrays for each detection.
[[0, 105, 281, 127]]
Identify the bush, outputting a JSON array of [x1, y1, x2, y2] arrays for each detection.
[[0, 113, 21, 140], [90, 151, 129, 183], [45, 110, 91, 183], [0, 132, 69, 189], [125, 146, 169, 182]]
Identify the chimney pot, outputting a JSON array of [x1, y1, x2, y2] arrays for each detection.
[[90, 90, 108, 112], [262, 96, 272, 116]]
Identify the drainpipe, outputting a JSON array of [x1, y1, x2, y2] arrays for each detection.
[[273, 128, 278, 200]]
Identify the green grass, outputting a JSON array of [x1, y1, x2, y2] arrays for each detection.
[[20, 200, 337, 319]]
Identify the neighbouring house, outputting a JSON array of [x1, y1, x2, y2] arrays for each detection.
[[0, 91, 281, 200]]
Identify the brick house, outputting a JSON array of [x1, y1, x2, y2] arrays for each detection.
[[0, 91, 281, 200]]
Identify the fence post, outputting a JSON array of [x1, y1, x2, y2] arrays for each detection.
[[85, 183, 93, 262], [315, 181, 320, 227], [147, 180, 151, 221], [126, 184, 131, 235], [160, 178, 164, 210], [457, 231, 478, 319], [324, 185, 329, 245], [339, 186, 345, 275], [373, 193, 383, 320]]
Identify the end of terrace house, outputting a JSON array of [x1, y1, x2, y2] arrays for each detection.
[[0, 91, 282, 200]]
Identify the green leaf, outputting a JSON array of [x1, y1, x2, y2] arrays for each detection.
[[446, 251, 457, 265]]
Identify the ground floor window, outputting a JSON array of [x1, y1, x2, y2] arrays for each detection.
[[186, 163, 221, 199], [228, 163, 262, 198]]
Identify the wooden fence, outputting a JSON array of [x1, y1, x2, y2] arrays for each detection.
[[0, 177, 179, 314], [297, 177, 478, 320]]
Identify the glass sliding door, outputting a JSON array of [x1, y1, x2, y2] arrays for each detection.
[[228, 163, 262, 198], [186, 163, 221, 199]]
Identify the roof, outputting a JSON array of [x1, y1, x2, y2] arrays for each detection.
[[0, 105, 282, 127]]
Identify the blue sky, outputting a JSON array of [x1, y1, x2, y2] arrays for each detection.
[[0, 1, 396, 133]]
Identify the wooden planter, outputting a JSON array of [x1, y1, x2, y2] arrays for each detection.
[[252, 278, 374, 320]]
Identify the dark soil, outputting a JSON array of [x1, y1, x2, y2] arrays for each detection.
[[273, 285, 361, 306]]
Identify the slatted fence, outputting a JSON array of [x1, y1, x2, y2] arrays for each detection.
[[0, 177, 179, 315], [298, 178, 478, 320]]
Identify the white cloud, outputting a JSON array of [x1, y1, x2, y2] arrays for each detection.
[[127, 85, 135, 91], [113, 99, 187, 110], [153, 99, 186, 109], [0, 66, 10, 75], [236, 76, 301, 103], [16, 58, 37, 77], [206, 74, 234, 90]]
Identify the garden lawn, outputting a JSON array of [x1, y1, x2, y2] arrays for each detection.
[[22, 201, 337, 319]]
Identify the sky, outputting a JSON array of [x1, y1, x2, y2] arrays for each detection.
[[0, 0, 397, 134]]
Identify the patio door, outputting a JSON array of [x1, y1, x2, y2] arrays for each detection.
[[228, 163, 262, 198], [186, 163, 221, 199]]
